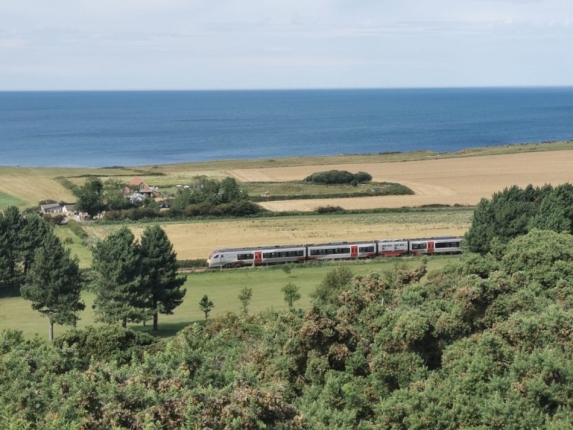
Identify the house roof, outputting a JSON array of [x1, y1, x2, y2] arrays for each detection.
[[40, 203, 61, 211], [130, 177, 144, 186]]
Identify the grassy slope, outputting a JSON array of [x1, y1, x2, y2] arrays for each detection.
[[0, 192, 24, 209], [0, 256, 459, 339]]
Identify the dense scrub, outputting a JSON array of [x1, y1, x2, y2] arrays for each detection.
[[304, 170, 372, 185], [3, 229, 573, 428]]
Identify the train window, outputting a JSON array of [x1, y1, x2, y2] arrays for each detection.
[[411, 243, 427, 250], [264, 250, 304, 258], [237, 253, 254, 260], [359, 246, 375, 253], [435, 242, 461, 249]]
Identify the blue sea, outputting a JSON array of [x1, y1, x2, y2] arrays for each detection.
[[1, 88, 572, 168]]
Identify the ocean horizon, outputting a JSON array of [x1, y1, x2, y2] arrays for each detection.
[[1, 87, 573, 168]]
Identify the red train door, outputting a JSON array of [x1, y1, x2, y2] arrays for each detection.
[[428, 242, 434, 253], [254, 252, 263, 265], [351, 246, 358, 258]]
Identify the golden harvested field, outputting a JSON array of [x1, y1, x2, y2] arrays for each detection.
[[229, 151, 573, 211], [0, 175, 75, 206], [85, 211, 472, 260]]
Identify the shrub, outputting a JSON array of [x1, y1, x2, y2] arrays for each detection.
[[54, 325, 159, 368], [305, 170, 373, 185], [67, 219, 88, 239], [315, 205, 344, 214]]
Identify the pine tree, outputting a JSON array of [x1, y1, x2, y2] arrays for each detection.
[[91, 227, 145, 327], [20, 215, 52, 277], [139, 225, 186, 331], [20, 232, 84, 341], [0, 206, 25, 290]]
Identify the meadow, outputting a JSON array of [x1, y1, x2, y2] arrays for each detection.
[[0, 255, 460, 339]]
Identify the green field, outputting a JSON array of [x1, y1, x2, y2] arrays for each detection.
[[0, 256, 460, 339], [0, 192, 24, 209]]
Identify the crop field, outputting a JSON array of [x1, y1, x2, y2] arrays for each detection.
[[229, 150, 573, 211], [0, 256, 460, 339], [85, 210, 472, 260], [2, 141, 573, 208]]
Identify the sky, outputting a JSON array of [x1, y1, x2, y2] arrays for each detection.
[[0, 0, 572, 90]]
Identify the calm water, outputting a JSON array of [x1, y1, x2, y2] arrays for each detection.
[[0, 88, 572, 167]]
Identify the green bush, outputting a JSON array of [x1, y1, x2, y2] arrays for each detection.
[[315, 205, 344, 214], [54, 325, 159, 368], [305, 170, 372, 185], [67, 219, 88, 239]]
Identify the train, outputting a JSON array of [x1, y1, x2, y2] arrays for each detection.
[[207, 236, 462, 268]]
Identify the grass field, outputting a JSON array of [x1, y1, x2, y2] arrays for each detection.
[[0, 256, 461, 339], [0, 192, 24, 209], [85, 210, 472, 261]]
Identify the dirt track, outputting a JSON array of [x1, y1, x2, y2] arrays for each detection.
[[230, 151, 573, 211]]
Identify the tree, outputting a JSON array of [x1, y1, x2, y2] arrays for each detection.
[[20, 215, 52, 277], [464, 184, 553, 254], [219, 177, 247, 203], [238, 287, 253, 314], [0, 206, 25, 289], [91, 227, 145, 327], [199, 295, 214, 320], [281, 282, 301, 308], [139, 225, 187, 331], [73, 177, 104, 218], [20, 232, 84, 341]]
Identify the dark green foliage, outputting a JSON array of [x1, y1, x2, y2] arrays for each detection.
[[311, 265, 354, 305], [54, 326, 159, 368], [238, 287, 253, 314], [315, 205, 344, 214], [67, 219, 88, 239], [176, 258, 208, 269], [281, 282, 301, 308], [7, 230, 573, 428], [139, 225, 187, 331], [91, 227, 145, 327], [20, 232, 84, 341], [0, 208, 52, 290], [199, 294, 214, 320], [464, 183, 573, 254], [305, 170, 372, 185], [73, 177, 105, 218]]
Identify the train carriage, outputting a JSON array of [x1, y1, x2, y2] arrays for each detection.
[[307, 241, 377, 261], [408, 236, 462, 255], [377, 239, 409, 257], [208, 245, 306, 268]]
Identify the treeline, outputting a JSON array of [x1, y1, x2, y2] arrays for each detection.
[[0, 205, 186, 340], [72, 176, 264, 221], [4, 229, 573, 428], [464, 183, 573, 253]]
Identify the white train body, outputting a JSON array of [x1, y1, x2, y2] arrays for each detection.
[[207, 236, 462, 268]]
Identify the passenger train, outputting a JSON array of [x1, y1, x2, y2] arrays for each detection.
[[207, 236, 462, 268]]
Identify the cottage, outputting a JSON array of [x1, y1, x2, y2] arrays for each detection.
[[40, 203, 63, 215]]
